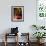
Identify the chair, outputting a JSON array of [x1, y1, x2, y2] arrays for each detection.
[[4, 27, 19, 46], [18, 33, 30, 46]]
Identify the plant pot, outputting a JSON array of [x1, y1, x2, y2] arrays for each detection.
[[37, 38, 44, 44], [37, 39, 40, 43]]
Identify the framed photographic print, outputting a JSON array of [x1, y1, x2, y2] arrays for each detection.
[[11, 6, 24, 22]]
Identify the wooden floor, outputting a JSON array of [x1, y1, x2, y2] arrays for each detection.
[[0, 42, 46, 46]]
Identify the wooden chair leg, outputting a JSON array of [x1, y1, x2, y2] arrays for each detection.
[[17, 34, 18, 46], [4, 37, 7, 46], [15, 34, 18, 46], [5, 41, 7, 46]]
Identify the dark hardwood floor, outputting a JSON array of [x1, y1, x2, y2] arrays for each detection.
[[0, 42, 46, 46]]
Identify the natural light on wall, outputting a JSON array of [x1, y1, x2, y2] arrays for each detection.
[[37, 0, 46, 20]]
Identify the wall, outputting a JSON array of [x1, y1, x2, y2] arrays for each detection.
[[0, 0, 37, 42]]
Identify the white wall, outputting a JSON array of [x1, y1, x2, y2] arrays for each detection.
[[0, 0, 36, 34], [0, 0, 37, 42]]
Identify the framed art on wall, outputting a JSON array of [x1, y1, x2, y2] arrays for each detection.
[[11, 6, 24, 22]]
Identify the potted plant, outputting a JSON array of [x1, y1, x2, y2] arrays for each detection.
[[33, 32, 46, 43]]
